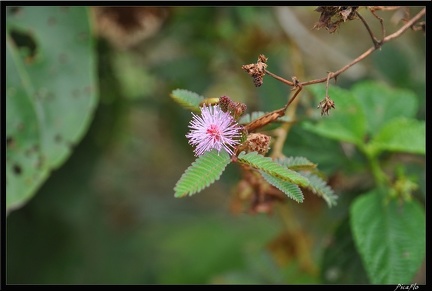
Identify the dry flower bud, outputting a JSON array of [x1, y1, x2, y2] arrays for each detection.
[[242, 54, 268, 87], [219, 95, 232, 112], [228, 102, 247, 120], [245, 133, 271, 155], [219, 95, 247, 119], [313, 6, 359, 33], [317, 95, 336, 116]]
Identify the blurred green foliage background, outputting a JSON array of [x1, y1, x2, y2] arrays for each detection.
[[6, 6, 426, 284]]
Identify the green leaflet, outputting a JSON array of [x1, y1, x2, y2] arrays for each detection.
[[300, 172, 338, 207], [170, 89, 204, 112], [271, 156, 336, 206], [260, 171, 304, 203], [350, 190, 426, 284], [174, 150, 231, 197], [275, 156, 317, 172], [237, 152, 309, 187]]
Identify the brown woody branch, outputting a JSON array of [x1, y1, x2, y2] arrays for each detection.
[[267, 7, 425, 87], [243, 7, 425, 134], [244, 85, 302, 133]]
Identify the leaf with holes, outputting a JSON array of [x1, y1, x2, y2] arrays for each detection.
[[6, 7, 97, 213], [174, 149, 231, 197]]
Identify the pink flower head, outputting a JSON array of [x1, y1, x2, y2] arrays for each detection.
[[186, 105, 242, 157]]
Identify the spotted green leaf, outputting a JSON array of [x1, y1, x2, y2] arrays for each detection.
[[6, 7, 97, 213]]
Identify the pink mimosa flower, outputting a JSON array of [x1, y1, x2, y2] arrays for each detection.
[[186, 105, 242, 156]]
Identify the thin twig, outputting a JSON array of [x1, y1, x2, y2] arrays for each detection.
[[368, 8, 386, 42], [244, 86, 302, 133], [265, 8, 425, 88], [245, 7, 425, 134], [265, 70, 295, 86], [325, 72, 332, 97], [270, 42, 305, 159], [382, 8, 424, 42], [369, 6, 401, 12], [356, 10, 381, 49]]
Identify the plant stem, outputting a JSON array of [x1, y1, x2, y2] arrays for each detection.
[[359, 144, 389, 187]]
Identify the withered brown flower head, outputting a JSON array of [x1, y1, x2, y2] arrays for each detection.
[[313, 6, 359, 33], [317, 95, 336, 116], [230, 168, 285, 215], [241, 54, 268, 87], [228, 102, 247, 120], [219, 95, 247, 120], [246, 133, 271, 155], [219, 95, 231, 112], [237, 133, 271, 156]]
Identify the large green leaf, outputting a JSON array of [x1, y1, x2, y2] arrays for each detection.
[[174, 149, 231, 197], [350, 190, 425, 284], [367, 117, 425, 156], [237, 152, 309, 187], [352, 81, 418, 136], [303, 85, 367, 146], [6, 7, 97, 213]]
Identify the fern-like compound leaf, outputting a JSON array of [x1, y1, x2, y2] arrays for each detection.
[[174, 150, 231, 198], [276, 156, 317, 172], [301, 172, 338, 207], [238, 151, 309, 187], [260, 171, 304, 203], [170, 89, 204, 112]]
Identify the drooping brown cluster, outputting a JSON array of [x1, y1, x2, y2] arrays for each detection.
[[313, 6, 359, 33], [230, 167, 286, 215], [241, 54, 268, 87], [317, 95, 336, 116]]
